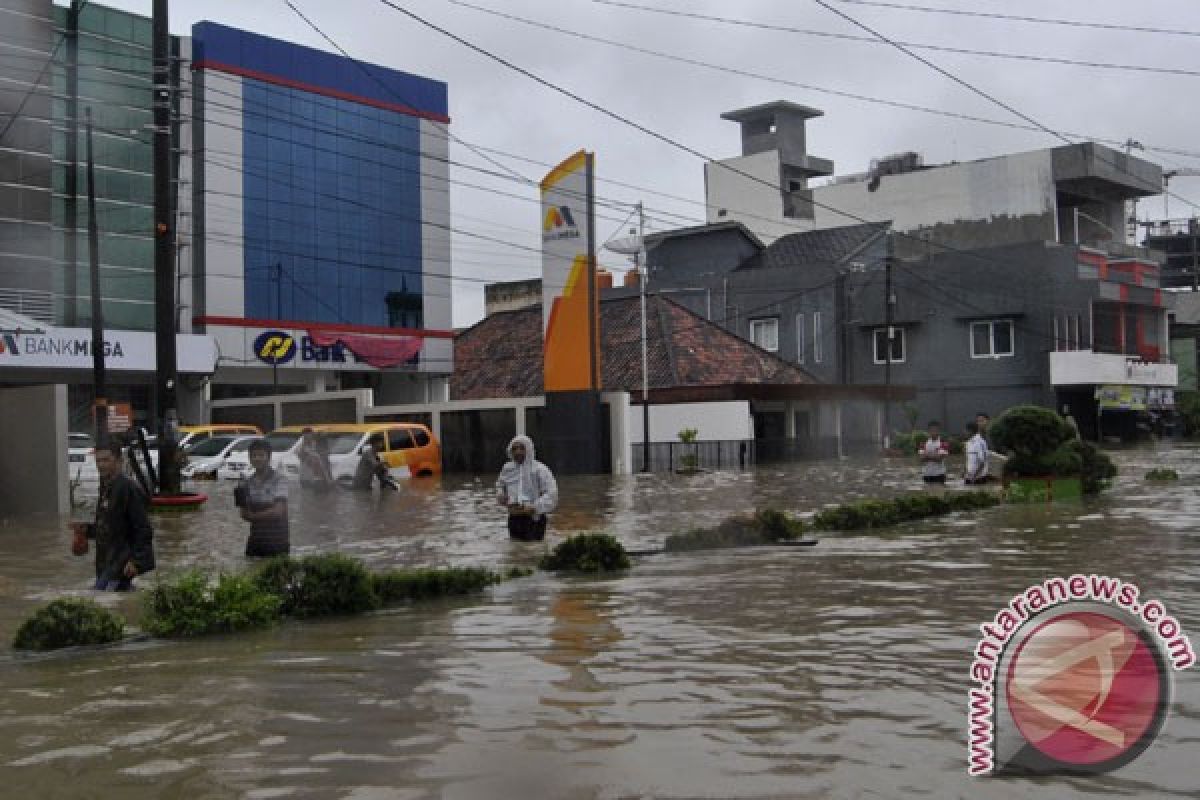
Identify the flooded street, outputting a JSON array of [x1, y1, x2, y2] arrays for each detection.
[[2, 447, 1198, 798]]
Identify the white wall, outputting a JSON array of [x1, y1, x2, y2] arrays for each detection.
[[705, 151, 817, 244], [627, 400, 753, 443], [0, 384, 68, 516], [198, 71, 246, 319], [811, 149, 1056, 235], [419, 118, 453, 375]]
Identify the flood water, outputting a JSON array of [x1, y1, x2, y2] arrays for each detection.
[[2, 447, 1198, 798]]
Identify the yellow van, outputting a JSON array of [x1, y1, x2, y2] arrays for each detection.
[[280, 422, 440, 484], [178, 424, 263, 450]]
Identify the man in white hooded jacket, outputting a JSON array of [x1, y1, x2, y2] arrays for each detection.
[[496, 435, 558, 541]]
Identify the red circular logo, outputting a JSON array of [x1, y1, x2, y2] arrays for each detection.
[[1005, 611, 1168, 770]]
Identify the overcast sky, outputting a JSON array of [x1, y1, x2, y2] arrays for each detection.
[[95, 0, 1200, 326]]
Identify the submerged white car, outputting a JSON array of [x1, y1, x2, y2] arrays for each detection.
[[181, 435, 254, 480], [217, 430, 302, 480]]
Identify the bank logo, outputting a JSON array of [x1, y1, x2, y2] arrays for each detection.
[[1004, 609, 1168, 773], [542, 205, 580, 241], [253, 330, 296, 365], [0, 333, 18, 356]]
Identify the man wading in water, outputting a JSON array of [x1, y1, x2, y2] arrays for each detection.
[[496, 435, 558, 541], [72, 440, 155, 590], [235, 438, 290, 557]]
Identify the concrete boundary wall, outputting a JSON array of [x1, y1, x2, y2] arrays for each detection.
[[0, 384, 68, 516]]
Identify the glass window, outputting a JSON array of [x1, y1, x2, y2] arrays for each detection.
[[388, 429, 416, 450], [813, 312, 823, 364], [412, 428, 430, 447], [873, 327, 905, 364], [971, 320, 1015, 358], [795, 313, 805, 363], [749, 318, 779, 352]]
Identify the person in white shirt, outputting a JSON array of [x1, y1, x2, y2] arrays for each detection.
[[964, 421, 990, 484], [920, 421, 950, 484], [496, 435, 558, 541]]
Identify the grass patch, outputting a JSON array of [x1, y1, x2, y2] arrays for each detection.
[[812, 491, 1000, 531], [13, 597, 125, 651], [665, 508, 806, 552], [371, 566, 521, 604], [1145, 468, 1180, 481], [540, 533, 631, 572], [142, 570, 282, 638]]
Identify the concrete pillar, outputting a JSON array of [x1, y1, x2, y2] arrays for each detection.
[[785, 401, 797, 438], [0, 385, 69, 516], [514, 405, 525, 436], [835, 402, 844, 459], [605, 392, 631, 475]]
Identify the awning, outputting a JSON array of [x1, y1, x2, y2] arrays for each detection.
[[307, 329, 421, 368]]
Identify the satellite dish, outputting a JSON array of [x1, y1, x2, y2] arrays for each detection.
[[603, 235, 643, 255]]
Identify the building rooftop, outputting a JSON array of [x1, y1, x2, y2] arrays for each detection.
[[736, 221, 891, 271], [721, 101, 824, 123], [451, 294, 815, 400]]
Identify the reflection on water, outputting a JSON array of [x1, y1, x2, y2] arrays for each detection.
[[1, 447, 1198, 797]]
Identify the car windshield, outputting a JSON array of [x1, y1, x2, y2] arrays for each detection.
[[69, 434, 93, 448], [324, 432, 366, 454], [266, 432, 301, 452], [187, 436, 235, 457], [229, 439, 255, 453]]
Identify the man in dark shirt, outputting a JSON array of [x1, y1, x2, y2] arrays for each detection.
[[80, 440, 155, 591]]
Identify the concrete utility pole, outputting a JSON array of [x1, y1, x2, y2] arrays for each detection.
[[64, 1, 80, 326], [637, 202, 649, 472], [152, 0, 180, 494], [85, 109, 107, 447], [882, 246, 895, 451]]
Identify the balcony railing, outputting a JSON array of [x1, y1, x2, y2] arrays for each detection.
[[1049, 350, 1177, 387]]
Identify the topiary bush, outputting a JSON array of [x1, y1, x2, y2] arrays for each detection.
[[811, 491, 1001, 530], [989, 406, 1078, 479], [13, 597, 125, 651], [664, 508, 806, 552], [1070, 440, 1117, 494], [142, 571, 282, 638], [254, 554, 379, 618], [371, 566, 503, 605], [540, 534, 630, 572], [1145, 467, 1180, 482]]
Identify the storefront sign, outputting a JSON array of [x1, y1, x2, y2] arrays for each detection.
[[251, 330, 349, 366], [1096, 384, 1147, 411], [0, 327, 217, 373]]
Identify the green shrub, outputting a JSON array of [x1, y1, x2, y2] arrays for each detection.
[[1178, 390, 1200, 437], [254, 554, 379, 618], [664, 508, 806, 552], [989, 406, 1077, 480], [13, 597, 125, 651], [811, 491, 1001, 530], [371, 566, 501, 605], [540, 533, 630, 572], [1145, 467, 1180, 482], [142, 571, 281, 638], [1071, 440, 1117, 494]]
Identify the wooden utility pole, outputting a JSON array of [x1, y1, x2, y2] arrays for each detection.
[[883, 250, 895, 450], [152, 0, 180, 494]]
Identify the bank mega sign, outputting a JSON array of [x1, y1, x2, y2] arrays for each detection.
[[0, 326, 217, 373]]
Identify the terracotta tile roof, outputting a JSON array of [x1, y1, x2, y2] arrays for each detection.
[[451, 294, 815, 400]]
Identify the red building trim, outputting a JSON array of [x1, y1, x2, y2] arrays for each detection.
[[194, 315, 454, 339], [192, 60, 452, 124]]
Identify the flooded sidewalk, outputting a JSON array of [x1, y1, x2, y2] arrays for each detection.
[[2, 447, 1198, 798]]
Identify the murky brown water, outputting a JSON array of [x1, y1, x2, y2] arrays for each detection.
[[2, 447, 1198, 798]]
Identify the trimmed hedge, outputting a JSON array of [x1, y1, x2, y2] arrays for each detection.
[[254, 554, 379, 618], [665, 508, 806, 552], [142, 571, 282, 638], [371, 566, 526, 604], [812, 491, 1001, 531], [540, 534, 630, 572], [13, 597, 125, 651], [1146, 468, 1180, 481]]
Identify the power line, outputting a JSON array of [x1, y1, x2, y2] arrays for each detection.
[[586, 0, 1200, 79], [828, 0, 1200, 38]]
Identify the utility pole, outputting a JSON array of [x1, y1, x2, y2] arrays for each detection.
[[882, 250, 895, 451], [152, 0, 180, 495], [637, 202, 650, 472], [86, 109, 107, 447], [64, 0, 80, 326]]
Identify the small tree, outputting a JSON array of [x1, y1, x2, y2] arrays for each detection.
[[678, 427, 699, 470], [989, 405, 1115, 493]]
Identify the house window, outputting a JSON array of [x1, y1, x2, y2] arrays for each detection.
[[971, 320, 1014, 358], [795, 312, 805, 363], [813, 311, 823, 363], [749, 318, 779, 352], [873, 327, 905, 364]]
